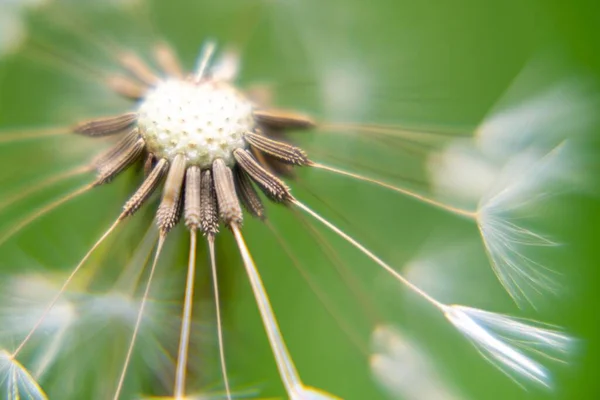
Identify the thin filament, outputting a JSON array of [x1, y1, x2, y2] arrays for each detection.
[[292, 199, 446, 311], [41, 5, 126, 64], [0, 126, 71, 144], [21, 45, 106, 85], [310, 162, 476, 219], [0, 183, 93, 247], [292, 210, 382, 326], [111, 222, 159, 295], [266, 220, 368, 355], [113, 235, 165, 400], [320, 122, 463, 142], [208, 236, 232, 400], [231, 224, 302, 393], [174, 230, 198, 399], [0, 164, 93, 212], [10, 218, 122, 358]]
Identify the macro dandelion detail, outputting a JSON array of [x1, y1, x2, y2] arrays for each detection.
[[0, 1, 598, 399]]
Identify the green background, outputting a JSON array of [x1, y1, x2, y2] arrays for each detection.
[[0, 0, 598, 399]]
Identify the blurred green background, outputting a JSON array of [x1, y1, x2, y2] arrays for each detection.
[[0, 0, 599, 399]]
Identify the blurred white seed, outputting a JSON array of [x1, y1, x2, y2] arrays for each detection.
[[0, 0, 50, 56], [83, 292, 142, 324], [370, 325, 463, 400], [476, 80, 598, 160], [0, 350, 48, 400], [210, 48, 241, 82], [443, 305, 575, 389], [0, 275, 76, 335], [427, 141, 498, 206], [0, 275, 76, 380]]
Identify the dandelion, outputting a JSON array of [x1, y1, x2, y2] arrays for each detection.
[[0, 1, 591, 399]]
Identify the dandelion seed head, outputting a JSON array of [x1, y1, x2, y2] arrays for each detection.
[[475, 141, 579, 307], [83, 292, 141, 324], [444, 305, 574, 389], [427, 73, 593, 308], [210, 49, 241, 83], [1, 0, 50, 56], [138, 79, 252, 168], [0, 0, 49, 57], [320, 61, 371, 120], [369, 325, 461, 400], [0, 350, 47, 400], [402, 240, 498, 304], [476, 80, 598, 161], [0, 10, 26, 56]]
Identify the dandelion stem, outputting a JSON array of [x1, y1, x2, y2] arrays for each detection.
[[208, 235, 232, 400], [113, 235, 165, 400], [292, 199, 446, 311], [10, 217, 122, 359], [174, 230, 198, 399], [310, 162, 476, 220], [0, 183, 94, 248], [230, 223, 301, 394]]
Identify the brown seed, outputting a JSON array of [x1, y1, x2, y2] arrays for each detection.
[[263, 154, 295, 178], [157, 154, 186, 234], [118, 51, 160, 86], [212, 158, 242, 225], [184, 166, 201, 230], [244, 131, 310, 166], [233, 148, 293, 203], [153, 42, 184, 78], [92, 129, 139, 168], [94, 133, 145, 186], [253, 109, 315, 130], [121, 158, 169, 218], [200, 169, 219, 236], [235, 166, 265, 219], [144, 153, 156, 177], [73, 112, 138, 137], [106, 75, 147, 100]]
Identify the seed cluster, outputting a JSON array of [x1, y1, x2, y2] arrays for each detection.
[[73, 61, 315, 237], [137, 79, 253, 167]]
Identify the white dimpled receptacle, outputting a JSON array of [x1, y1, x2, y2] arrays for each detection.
[[137, 79, 254, 167]]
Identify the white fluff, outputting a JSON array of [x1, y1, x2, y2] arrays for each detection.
[[138, 79, 252, 167], [370, 325, 462, 400], [444, 305, 574, 389]]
